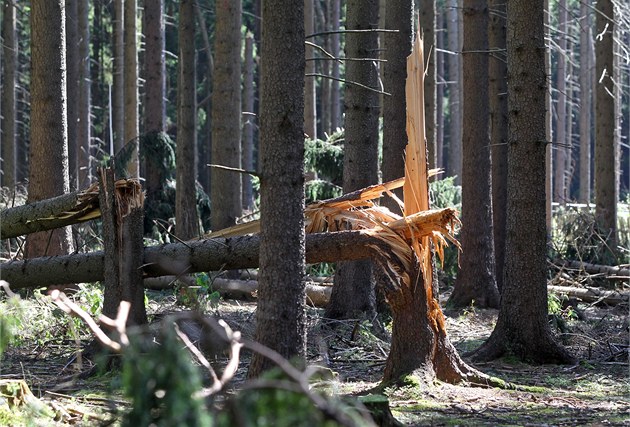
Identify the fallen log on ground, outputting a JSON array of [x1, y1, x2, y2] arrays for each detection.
[[548, 285, 629, 306], [0, 231, 375, 290], [553, 259, 630, 279], [144, 276, 332, 307]]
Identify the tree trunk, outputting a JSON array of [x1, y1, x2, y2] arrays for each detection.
[[65, 0, 79, 191], [446, 0, 462, 185], [578, 5, 592, 205], [544, 0, 553, 234], [449, 0, 500, 309], [124, 0, 139, 177], [471, 0, 575, 365], [248, 0, 306, 377], [382, 0, 413, 213], [196, 3, 214, 194], [99, 168, 147, 326], [420, 0, 437, 170], [211, 0, 243, 232], [594, 0, 617, 249], [326, 0, 380, 320], [330, 0, 341, 132], [77, 0, 91, 188], [175, 0, 199, 240], [242, 33, 256, 211], [553, 0, 568, 204], [143, 0, 166, 199], [436, 9, 445, 170], [112, 0, 125, 154], [304, 0, 317, 140], [489, 0, 508, 293], [26, 0, 75, 264], [1, 0, 17, 188]]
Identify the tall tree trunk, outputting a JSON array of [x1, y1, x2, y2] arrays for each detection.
[[472, 0, 574, 364], [124, 0, 139, 177], [553, 0, 568, 203], [65, 0, 79, 190], [196, 3, 214, 194], [420, 0, 437, 170], [446, 0, 462, 184], [26, 0, 75, 265], [330, 0, 341, 132], [1, 0, 17, 188], [489, 0, 508, 292], [175, 0, 199, 240], [578, 4, 592, 204], [304, 0, 317, 140], [211, 0, 243, 232], [448, 0, 499, 309], [436, 8, 445, 170], [113, 0, 125, 154], [77, 0, 91, 188], [382, 0, 413, 213], [594, 0, 617, 249], [248, 0, 306, 377], [242, 33, 256, 211], [326, 0, 380, 320], [143, 0, 166, 198], [315, 0, 329, 136], [544, 0, 553, 234], [90, 0, 105, 161]]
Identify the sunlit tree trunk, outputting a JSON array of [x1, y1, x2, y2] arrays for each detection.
[[175, 0, 199, 240], [211, 0, 243, 231], [26, 0, 75, 265], [248, 0, 306, 377], [578, 3, 592, 204], [420, 0, 437, 170], [1, 0, 17, 188], [436, 8, 445, 170]]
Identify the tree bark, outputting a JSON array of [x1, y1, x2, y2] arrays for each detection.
[[112, 0, 125, 153], [471, 0, 575, 364], [211, 0, 243, 232], [577, 4, 592, 205], [446, 0, 462, 184], [242, 33, 256, 211], [248, 0, 306, 377], [489, 0, 508, 293], [26, 0, 75, 263], [77, 0, 91, 188], [330, 0, 341, 132], [327, 0, 380, 320], [420, 0, 437, 170], [123, 0, 139, 177], [553, 0, 568, 204], [594, 0, 617, 249], [449, 0, 500, 309], [382, 0, 413, 214], [304, 0, 317, 140], [65, 0, 79, 191], [1, 0, 17, 189], [175, 0, 199, 240]]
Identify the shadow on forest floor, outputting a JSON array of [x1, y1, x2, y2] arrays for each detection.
[[1, 286, 628, 426]]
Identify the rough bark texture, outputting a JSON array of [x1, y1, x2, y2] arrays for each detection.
[[242, 33, 255, 211], [0, 231, 376, 289], [420, 0, 437, 170], [26, 0, 75, 261], [65, 0, 79, 190], [304, 0, 317, 140], [446, 0, 462, 184], [248, 0, 306, 377], [175, 0, 199, 240], [553, 0, 568, 204], [99, 168, 147, 326], [112, 0, 125, 153], [326, 0, 380, 320], [489, 0, 508, 293], [143, 0, 166, 197], [594, 0, 617, 248], [449, 0, 500, 309], [77, 0, 91, 188], [1, 0, 17, 188], [382, 0, 413, 213], [211, 0, 243, 232], [578, 4, 592, 204], [124, 0, 139, 177], [330, 0, 341, 132], [436, 10, 445, 170], [471, 0, 575, 364]]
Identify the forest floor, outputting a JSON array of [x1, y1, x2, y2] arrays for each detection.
[[0, 283, 628, 426]]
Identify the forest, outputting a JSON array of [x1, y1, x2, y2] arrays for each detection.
[[0, 0, 628, 425]]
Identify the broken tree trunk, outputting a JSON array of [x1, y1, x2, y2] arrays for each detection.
[[0, 179, 137, 240], [548, 285, 629, 306], [98, 167, 147, 326], [553, 259, 630, 278], [0, 231, 375, 290]]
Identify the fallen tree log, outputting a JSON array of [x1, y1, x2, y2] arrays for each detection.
[[0, 231, 375, 290], [144, 276, 332, 307], [553, 259, 630, 278], [548, 285, 629, 306], [0, 179, 138, 240]]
